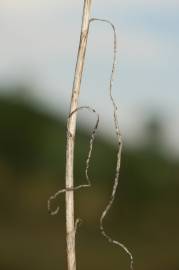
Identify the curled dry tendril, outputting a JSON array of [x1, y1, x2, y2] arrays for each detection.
[[90, 18, 134, 270], [48, 106, 99, 216], [48, 18, 134, 270]]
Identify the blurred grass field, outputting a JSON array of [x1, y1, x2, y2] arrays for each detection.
[[0, 89, 179, 270]]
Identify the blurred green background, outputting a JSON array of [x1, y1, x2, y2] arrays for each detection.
[[0, 87, 179, 270]]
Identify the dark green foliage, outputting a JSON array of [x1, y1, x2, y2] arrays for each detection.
[[0, 90, 179, 270]]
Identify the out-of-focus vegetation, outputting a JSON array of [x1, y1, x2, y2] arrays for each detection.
[[0, 87, 179, 270]]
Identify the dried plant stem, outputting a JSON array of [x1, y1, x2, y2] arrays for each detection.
[[48, 3, 134, 270], [65, 1, 92, 270]]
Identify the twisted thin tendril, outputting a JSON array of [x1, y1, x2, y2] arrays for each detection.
[[47, 106, 99, 215], [90, 18, 134, 270]]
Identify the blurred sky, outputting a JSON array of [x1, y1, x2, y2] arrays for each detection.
[[0, 0, 178, 154]]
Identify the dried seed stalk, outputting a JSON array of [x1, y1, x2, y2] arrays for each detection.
[[65, 1, 92, 270], [48, 2, 134, 270]]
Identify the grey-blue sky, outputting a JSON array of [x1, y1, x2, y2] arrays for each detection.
[[0, 0, 178, 155]]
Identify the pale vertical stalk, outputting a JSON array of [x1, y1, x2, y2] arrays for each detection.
[[65, 1, 92, 270]]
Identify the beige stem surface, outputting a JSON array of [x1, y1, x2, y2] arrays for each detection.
[[65, 1, 92, 270]]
